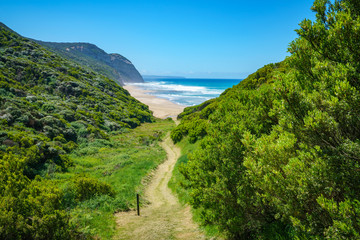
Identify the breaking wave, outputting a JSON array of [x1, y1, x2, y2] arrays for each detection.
[[129, 78, 241, 106]]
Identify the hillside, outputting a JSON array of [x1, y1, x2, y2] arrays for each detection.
[[171, 1, 360, 239], [171, 60, 288, 144], [36, 41, 144, 85], [0, 23, 152, 167], [0, 22, 154, 239]]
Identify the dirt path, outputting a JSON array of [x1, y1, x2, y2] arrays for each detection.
[[114, 134, 205, 240]]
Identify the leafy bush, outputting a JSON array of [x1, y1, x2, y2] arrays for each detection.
[[71, 176, 115, 201], [170, 127, 184, 143], [0, 153, 81, 240]]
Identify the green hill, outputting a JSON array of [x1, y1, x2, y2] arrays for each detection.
[[0, 21, 153, 176], [0, 22, 153, 239], [36, 41, 144, 85], [171, 1, 360, 239], [171, 60, 288, 144]]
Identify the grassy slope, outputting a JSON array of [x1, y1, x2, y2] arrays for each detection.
[[0, 22, 153, 176], [55, 119, 175, 239]]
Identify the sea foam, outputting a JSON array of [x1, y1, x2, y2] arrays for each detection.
[[129, 78, 241, 106]]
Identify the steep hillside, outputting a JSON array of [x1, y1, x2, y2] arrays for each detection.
[[171, 60, 287, 144], [0, 23, 153, 239], [0, 22, 153, 175], [37, 41, 144, 85], [171, 1, 360, 239]]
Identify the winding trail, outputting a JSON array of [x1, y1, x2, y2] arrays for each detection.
[[114, 134, 205, 240]]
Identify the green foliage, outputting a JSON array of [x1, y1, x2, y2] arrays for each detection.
[[0, 22, 153, 175], [170, 126, 184, 143], [36, 41, 143, 86], [0, 153, 83, 240], [170, 100, 217, 144], [182, 84, 279, 239], [237, 61, 288, 90], [168, 137, 224, 238], [71, 176, 115, 201], [177, 98, 216, 119], [56, 119, 175, 239], [0, 118, 173, 239], [172, 0, 360, 238], [0, 22, 154, 239], [171, 61, 283, 145]]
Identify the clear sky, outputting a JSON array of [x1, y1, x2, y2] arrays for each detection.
[[0, 0, 315, 79]]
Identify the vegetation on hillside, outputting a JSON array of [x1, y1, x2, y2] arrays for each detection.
[[171, 60, 285, 145], [37, 41, 144, 85], [0, 22, 157, 239], [58, 120, 174, 239], [171, 0, 360, 239], [37, 41, 126, 86]]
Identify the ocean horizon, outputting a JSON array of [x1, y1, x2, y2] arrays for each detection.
[[129, 77, 242, 106]]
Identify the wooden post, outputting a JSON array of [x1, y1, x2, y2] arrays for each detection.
[[136, 194, 140, 216]]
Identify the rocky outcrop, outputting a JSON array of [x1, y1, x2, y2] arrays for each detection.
[[36, 41, 144, 85], [106, 53, 144, 84]]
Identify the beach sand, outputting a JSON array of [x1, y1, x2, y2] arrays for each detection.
[[123, 85, 185, 119]]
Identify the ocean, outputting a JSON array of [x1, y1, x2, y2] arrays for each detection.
[[130, 77, 242, 106]]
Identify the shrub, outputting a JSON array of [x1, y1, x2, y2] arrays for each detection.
[[170, 126, 185, 143], [72, 176, 115, 201], [41, 103, 56, 113], [0, 153, 80, 240]]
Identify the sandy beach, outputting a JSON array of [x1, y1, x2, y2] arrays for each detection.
[[123, 85, 185, 119]]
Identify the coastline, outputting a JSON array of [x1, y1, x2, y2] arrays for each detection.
[[123, 84, 185, 119]]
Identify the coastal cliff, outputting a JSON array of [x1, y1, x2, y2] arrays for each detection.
[[36, 41, 144, 85]]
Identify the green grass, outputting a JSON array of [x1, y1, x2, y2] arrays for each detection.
[[168, 136, 224, 239], [52, 118, 175, 239]]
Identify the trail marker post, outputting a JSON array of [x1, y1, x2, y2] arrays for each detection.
[[136, 194, 140, 216]]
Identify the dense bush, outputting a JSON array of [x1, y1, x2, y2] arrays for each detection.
[[171, 60, 281, 145], [0, 153, 83, 240], [173, 0, 360, 239], [71, 176, 115, 201]]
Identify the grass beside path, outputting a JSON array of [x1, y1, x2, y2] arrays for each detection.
[[114, 134, 205, 240], [52, 119, 175, 239]]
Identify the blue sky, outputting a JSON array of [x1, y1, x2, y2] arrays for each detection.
[[0, 0, 315, 79]]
